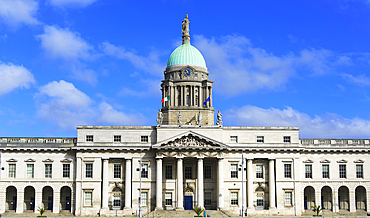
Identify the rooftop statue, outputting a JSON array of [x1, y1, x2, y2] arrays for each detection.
[[182, 14, 190, 36]]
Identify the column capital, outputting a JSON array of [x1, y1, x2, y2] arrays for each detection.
[[102, 158, 109, 161], [125, 158, 132, 161]]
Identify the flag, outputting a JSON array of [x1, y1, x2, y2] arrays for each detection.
[[203, 96, 210, 105], [161, 96, 170, 103]]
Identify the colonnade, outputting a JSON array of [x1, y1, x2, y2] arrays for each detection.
[[162, 84, 213, 108]]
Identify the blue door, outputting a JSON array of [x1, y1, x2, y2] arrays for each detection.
[[184, 196, 192, 210]]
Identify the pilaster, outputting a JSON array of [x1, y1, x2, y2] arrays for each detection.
[[124, 159, 132, 209], [177, 158, 184, 210], [197, 158, 204, 208], [269, 159, 276, 209], [102, 158, 109, 209], [247, 159, 253, 209], [156, 158, 163, 210], [53, 191, 60, 213], [217, 158, 224, 209]]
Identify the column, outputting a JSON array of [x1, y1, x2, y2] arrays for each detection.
[[205, 86, 208, 107], [247, 159, 253, 209], [333, 189, 339, 212], [269, 159, 276, 208], [197, 158, 204, 208], [177, 158, 184, 209], [156, 158, 163, 210], [34, 190, 42, 213], [349, 190, 356, 212], [53, 191, 60, 213], [124, 159, 132, 209], [182, 86, 185, 106], [190, 86, 193, 106], [199, 86, 202, 107], [209, 86, 212, 107], [217, 158, 224, 209], [16, 189, 24, 213], [102, 158, 109, 208]]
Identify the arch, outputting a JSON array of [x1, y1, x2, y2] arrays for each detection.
[[304, 186, 315, 210], [60, 186, 71, 211], [321, 186, 332, 211], [6, 186, 17, 211], [355, 186, 366, 210], [24, 186, 35, 211], [338, 186, 349, 210], [42, 186, 53, 211]]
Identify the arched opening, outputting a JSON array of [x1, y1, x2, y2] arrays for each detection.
[[6, 186, 17, 211], [304, 186, 315, 210], [42, 186, 53, 211], [356, 186, 366, 210], [60, 186, 71, 211], [109, 186, 123, 210], [321, 186, 332, 211], [338, 186, 349, 210], [24, 186, 35, 211]]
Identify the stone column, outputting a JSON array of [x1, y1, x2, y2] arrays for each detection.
[[197, 158, 204, 208], [199, 86, 202, 107], [217, 158, 224, 209], [269, 159, 276, 208], [102, 158, 109, 208], [350, 190, 356, 212], [53, 191, 60, 213], [247, 159, 253, 209], [124, 159, 132, 209], [16, 189, 24, 213], [333, 189, 339, 212], [205, 86, 208, 107], [156, 158, 163, 210], [182, 86, 185, 106], [177, 158, 184, 209], [190, 86, 193, 106], [34, 190, 42, 213], [209, 86, 212, 107]]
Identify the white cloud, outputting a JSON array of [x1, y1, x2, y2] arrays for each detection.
[[0, 62, 35, 96], [98, 102, 147, 125], [226, 105, 370, 138], [49, 0, 98, 8], [0, 0, 39, 26], [341, 73, 370, 86]]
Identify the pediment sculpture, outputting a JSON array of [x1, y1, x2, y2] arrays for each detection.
[[166, 135, 212, 148]]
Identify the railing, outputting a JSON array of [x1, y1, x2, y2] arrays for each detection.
[[0, 138, 76, 144], [300, 139, 369, 146]]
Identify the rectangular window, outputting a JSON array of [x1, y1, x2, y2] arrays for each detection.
[[205, 192, 212, 206], [231, 164, 238, 178], [141, 163, 148, 178], [165, 165, 172, 179], [204, 165, 211, 179], [86, 135, 93, 142], [113, 196, 121, 208], [230, 136, 238, 143], [285, 192, 292, 206], [27, 164, 34, 178], [86, 163, 93, 178], [185, 166, 192, 179], [231, 192, 238, 206], [63, 164, 70, 178], [141, 192, 148, 206], [339, 164, 346, 178], [114, 164, 121, 179], [141, 136, 148, 143], [9, 164, 16, 178], [114, 135, 121, 142], [257, 136, 264, 143], [284, 136, 291, 143], [322, 164, 329, 178], [256, 195, 264, 207], [84, 191, 92, 206], [356, 164, 363, 178], [45, 164, 52, 178], [256, 164, 263, 178], [165, 192, 172, 206], [284, 164, 291, 178], [305, 164, 312, 179]]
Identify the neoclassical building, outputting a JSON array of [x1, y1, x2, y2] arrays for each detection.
[[1, 16, 370, 217]]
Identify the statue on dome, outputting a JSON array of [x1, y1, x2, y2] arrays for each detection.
[[182, 14, 190, 36], [216, 110, 223, 126], [197, 111, 203, 126], [178, 111, 182, 127], [157, 109, 163, 126]]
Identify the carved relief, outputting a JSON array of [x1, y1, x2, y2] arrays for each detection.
[[166, 135, 211, 148]]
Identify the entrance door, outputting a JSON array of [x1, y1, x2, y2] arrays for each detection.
[[304, 196, 307, 210], [184, 196, 193, 210], [48, 196, 53, 210], [31, 197, 35, 211], [12, 196, 17, 210], [66, 196, 71, 210]]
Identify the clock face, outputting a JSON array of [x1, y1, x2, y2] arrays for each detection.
[[184, 68, 192, 76]]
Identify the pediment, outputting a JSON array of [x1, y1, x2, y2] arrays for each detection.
[[152, 131, 227, 150], [42, 158, 54, 162], [303, 159, 314, 163], [6, 158, 17, 162], [24, 158, 35, 162], [354, 159, 364, 163], [337, 159, 348, 163], [60, 158, 72, 163], [320, 159, 331, 163]]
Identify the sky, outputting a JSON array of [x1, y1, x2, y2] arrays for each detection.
[[1, 0, 370, 138]]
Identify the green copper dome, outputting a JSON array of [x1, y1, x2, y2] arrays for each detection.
[[167, 43, 206, 68]]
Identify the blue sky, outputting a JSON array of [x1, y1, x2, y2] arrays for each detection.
[[1, 0, 370, 138]]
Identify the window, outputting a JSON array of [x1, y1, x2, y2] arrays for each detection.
[[165, 192, 172, 206], [322, 164, 329, 179], [114, 135, 121, 142], [165, 165, 172, 179], [114, 164, 121, 179], [84, 191, 92, 206], [141, 163, 148, 178], [63, 164, 70, 178], [285, 192, 292, 206], [336, 140, 343, 144], [45, 164, 52, 178], [141, 136, 148, 143], [205, 192, 212, 206], [284, 136, 291, 143], [284, 164, 291, 178], [27, 164, 34, 178], [305, 164, 312, 179], [185, 166, 192, 179], [256, 165, 263, 178], [230, 136, 238, 143], [231, 164, 238, 178], [113, 196, 121, 208], [86, 135, 93, 142], [141, 192, 148, 206], [356, 164, 363, 179], [256, 195, 264, 207], [257, 136, 264, 143], [9, 164, 16, 178], [86, 163, 93, 178], [231, 192, 238, 206], [339, 164, 346, 178], [204, 165, 211, 179]]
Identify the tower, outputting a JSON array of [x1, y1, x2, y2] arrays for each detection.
[[160, 15, 214, 126]]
